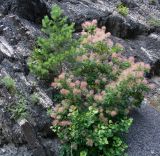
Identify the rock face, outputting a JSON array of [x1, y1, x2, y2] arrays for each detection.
[[125, 101, 160, 156], [0, 0, 160, 155]]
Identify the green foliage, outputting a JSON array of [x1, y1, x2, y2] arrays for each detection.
[[9, 95, 27, 120], [104, 76, 149, 115], [52, 106, 132, 156], [117, 3, 129, 16], [30, 6, 150, 156], [30, 93, 39, 104], [28, 5, 79, 78], [149, 0, 156, 5], [50, 19, 150, 155], [147, 17, 160, 27], [1, 76, 16, 93], [47, 107, 53, 116]]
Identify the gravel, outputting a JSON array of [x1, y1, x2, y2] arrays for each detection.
[[126, 102, 160, 156]]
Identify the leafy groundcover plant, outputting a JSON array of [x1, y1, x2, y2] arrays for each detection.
[[29, 5, 151, 156]]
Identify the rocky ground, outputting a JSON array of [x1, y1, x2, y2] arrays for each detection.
[[0, 0, 160, 155], [124, 101, 160, 156]]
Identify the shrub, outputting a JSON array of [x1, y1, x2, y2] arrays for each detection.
[[50, 19, 150, 155], [1, 76, 16, 93], [52, 106, 132, 156], [117, 3, 129, 16], [28, 5, 79, 78]]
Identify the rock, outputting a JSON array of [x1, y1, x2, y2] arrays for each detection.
[[0, 0, 160, 155], [0, 0, 49, 24], [110, 32, 160, 74], [0, 144, 31, 156], [0, 36, 15, 59], [121, 0, 138, 8], [41, 138, 60, 156], [1, 0, 158, 66], [18, 119, 46, 156]]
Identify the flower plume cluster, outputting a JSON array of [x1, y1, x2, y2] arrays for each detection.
[[81, 19, 113, 46]]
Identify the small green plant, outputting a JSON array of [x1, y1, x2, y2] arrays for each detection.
[[28, 5, 79, 78], [30, 93, 39, 104], [47, 107, 53, 116], [1, 76, 16, 93], [9, 95, 27, 120], [149, 0, 156, 5], [147, 17, 160, 27], [117, 3, 129, 16]]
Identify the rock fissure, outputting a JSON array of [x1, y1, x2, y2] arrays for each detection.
[[0, 0, 160, 155]]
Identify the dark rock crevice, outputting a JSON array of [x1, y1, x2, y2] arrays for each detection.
[[0, 0, 49, 24], [105, 15, 150, 39], [15, 0, 49, 24], [0, 0, 160, 156], [151, 60, 160, 76]]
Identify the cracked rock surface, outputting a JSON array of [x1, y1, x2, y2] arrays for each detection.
[[0, 0, 160, 155]]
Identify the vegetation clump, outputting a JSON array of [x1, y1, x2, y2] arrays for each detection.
[[30, 5, 151, 156], [28, 5, 79, 78], [147, 17, 160, 27], [1, 76, 16, 93], [149, 0, 156, 5], [30, 93, 40, 105], [117, 3, 129, 16], [9, 95, 27, 120]]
